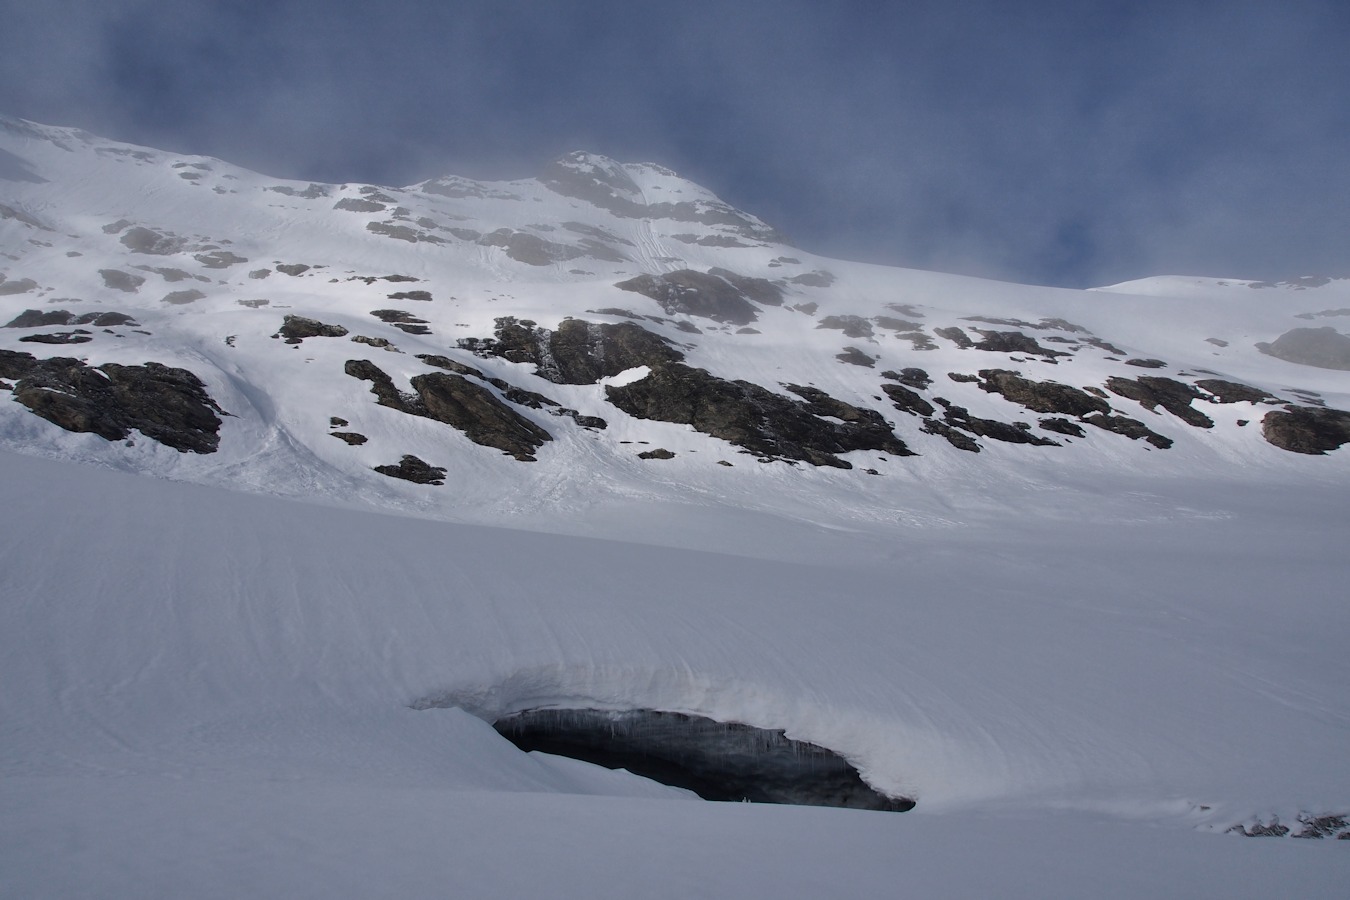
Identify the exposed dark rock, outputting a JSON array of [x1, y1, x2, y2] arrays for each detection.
[[1290, 814, 1350, 839], [1125, 358, 1167, 369], [707, 268, 784, 306], [637, 448, 676, 459], [1260, 406, 1350, 454], [1083, 336, 1127, 356], [18, 330, 92, 344], [387, 290, 432, 302], [882, 368, 931, 389], [736, 327, 760, 335], [345, 358, 552, 461], [1038, 417, 1086, 437], [343, 359, 410, 409], [330, 431, 367, 445], [1206, 338, 1229, 347], [816, 315, 874, 339], [351, 335, 399, 351], [1081, 412, 1173, 448], [373, 455, 445, 484], [961, 316, 1090, 334], [0, 349, 224, 453], [276, 264, 311, 276], [1105, 376, 1213, 428], [1227, 821, 1291, 838], [921, 418, 981, 452], [934, 326, 973, 348], [162, 289, 205, 305], [874, 316, 923, 332], [791, 302, 818, 315], [5, 309, 136, 329], [120, 226, 185, 255], [330, 417, 349, 427], [99, 269, 144, 292], [615, 270, 761, 325], [412, 372, 553, 460], [606, 363, 912, 467], [392, 323, 431, 335], [492, 708, 913, 812], [266, 184, 329, 199], [947, 372, 979, 383], [974, 369, 1109, 417], [334, 197, 386, 213], [1256, 326, 1350, 370], [881, 383, 935, 417], [935, 405, 1059, 448], [460, 317, 683, 385], [366, 222, 446, 244], [971, 330, 1068, 359], [194, 250, 247, 269], [835, 347, 875, 367], [369, 309, 427, 325], [782, 384, 905, 434], [1194, 379, 1273, 404], [275, 315, 349, 343], [789, 271, 835, 287], [895, 332, 938, 351], [0, 277, 39, 295], [586, 308, 642, 319]]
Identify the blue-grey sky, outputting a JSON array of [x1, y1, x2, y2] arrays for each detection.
[[3, 0, 1346, 287]]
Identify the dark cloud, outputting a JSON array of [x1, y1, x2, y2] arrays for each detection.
[[2, 0, 1346, 287]]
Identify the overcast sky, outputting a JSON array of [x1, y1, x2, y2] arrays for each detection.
[[2, 0, 1346, 287]]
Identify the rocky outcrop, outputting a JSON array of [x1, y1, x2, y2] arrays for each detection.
[[1256, 326, 1350, 371], [459, 317, 683, 385], [606, 364, 912, 467], [1194, 379, 1273, 405], [835, 347, 876, 367], [5, 309, 137, 328], [883, 368, 932, 390], [615, 270, 763, 325], [417, 354, 606, 430], [970, 330, 1069, 359], [925, 401, 1059, 451], [275, 315, 349, 344], [373, 455, 446, 484], [344, 358, 552, 461], [1105, 375, 1213, 428], [816, 315, 874, 339], [974, 369, 1109, 417], [880, 383, 935, 417], [1261, 406, 1350, 454], [0, 349, 225, 452], [18, 331, 92, 344], [1080, 412, 1173, 448]]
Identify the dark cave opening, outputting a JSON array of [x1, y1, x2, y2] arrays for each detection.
[[493, 707, 914, 812]]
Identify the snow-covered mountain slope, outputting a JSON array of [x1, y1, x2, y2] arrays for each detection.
[[2, 114, 1348, 540], [2, 117, 1348, 895]]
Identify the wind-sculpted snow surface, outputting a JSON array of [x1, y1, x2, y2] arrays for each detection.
[[2, 117, 1350, 895]]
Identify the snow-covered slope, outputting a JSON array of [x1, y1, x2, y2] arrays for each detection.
[[2, 117, 1348, 895]]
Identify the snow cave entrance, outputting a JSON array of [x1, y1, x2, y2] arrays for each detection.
[[493, 708, 914, 812]]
